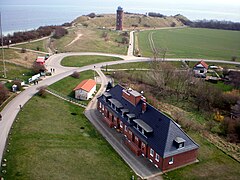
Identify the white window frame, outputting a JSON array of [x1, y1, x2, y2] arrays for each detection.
[[125, 125, 127, 132], [150, 148, 154, 157], [135, 136, 138, 142], [129, 131, 132, 135], [179, 143, 184, 149], [169, 157, 174, 165], [120, 121, 123, 128], [155, 153, 159, 162], [99, 102, 102, 108]]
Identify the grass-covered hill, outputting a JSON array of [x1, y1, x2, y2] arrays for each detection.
[[73, 13, 188, 29]]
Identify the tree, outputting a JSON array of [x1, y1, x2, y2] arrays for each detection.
[[32, 62, 46, 73], [0, 84, 9, 105]]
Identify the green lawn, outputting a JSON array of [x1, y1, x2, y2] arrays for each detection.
[[163, 132, 240, 180], [13, 39, 48, 52], [106, 61, 183, 69], [0, 94, 134, 180], [49, 70, 94, 98], [2, 62, 34, 81], [61, 55, 122, 67], [137, 28, 240, 60]]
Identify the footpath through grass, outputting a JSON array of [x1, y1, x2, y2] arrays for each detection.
[[13, 39, 48, 52], [138, 28, 240, 60], [0, 94, 134, 180], [61, 55, 122, 67], [54, 28, 128, 55]]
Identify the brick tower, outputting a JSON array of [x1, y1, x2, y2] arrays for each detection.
[[116, 6, 123, 30]]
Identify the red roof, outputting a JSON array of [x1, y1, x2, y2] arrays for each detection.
[[73, 79, 96, 92], [194, 60, 208, 69], [36, 57, 45, 63]]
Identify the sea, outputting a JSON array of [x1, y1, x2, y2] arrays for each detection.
[[1, 0, 240, 35]]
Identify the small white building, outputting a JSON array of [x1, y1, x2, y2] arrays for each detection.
[[193, 60, 209, 78], [73, 79, 96, 100]]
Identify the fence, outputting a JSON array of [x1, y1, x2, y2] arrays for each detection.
[[46, 88, 87, 108]]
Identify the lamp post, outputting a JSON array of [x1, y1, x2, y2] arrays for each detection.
[[0, 12, 6, 78]]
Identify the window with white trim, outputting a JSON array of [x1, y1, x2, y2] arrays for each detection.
[[99, 102, 102, 108], [155, 153, 160, 162], [125, 125, 127, 132], [135, 136, 138, 141], [120, 121, 123, 128], [129, 131, 132, 135], [169, 157, 174, 165], [150, 148, 154, 157]]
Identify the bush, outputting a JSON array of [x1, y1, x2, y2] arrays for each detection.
[[37, 86, 48, 97], [71, 71, 80, 79], [21, 48, 26, 53], [87, 13, 96, 18], [13, 80, 23, 91], [121, 37, 129, 44], [52, 27, 68, 39]]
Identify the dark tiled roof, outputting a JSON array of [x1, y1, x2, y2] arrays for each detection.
[[133, 119, 153, 133], [108, 98, 123, 109], [98, 85, 199, 158]]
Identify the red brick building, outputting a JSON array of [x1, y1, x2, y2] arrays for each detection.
[[116, 6, 123, 30], [97, 85, 199, 171]]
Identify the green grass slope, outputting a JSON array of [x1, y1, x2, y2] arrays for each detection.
[[0, 94, 135, 180]]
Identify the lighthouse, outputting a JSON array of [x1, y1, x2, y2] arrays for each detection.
[[116, 6, 123, 30]]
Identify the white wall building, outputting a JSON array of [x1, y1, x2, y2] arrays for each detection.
[[73, 79, 96, 100]]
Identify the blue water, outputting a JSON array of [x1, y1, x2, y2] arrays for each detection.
[[1, 1, 240, 35]]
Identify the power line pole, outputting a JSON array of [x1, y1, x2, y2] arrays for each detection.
[[0, 12, 6, 78]]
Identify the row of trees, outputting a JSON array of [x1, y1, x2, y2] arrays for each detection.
[[190, 20, 240, 31], [148, 12, 166, 18], [2, 24, 71, 46]]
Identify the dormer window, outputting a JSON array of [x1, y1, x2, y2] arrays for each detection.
[[126, 114, 135, 123], [133, 119, 153, 137], [174, 137, 186, 149]]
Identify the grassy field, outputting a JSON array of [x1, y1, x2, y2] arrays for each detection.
[[61, 55, 122, 67], [163, 132, 240, 180], [1, 62, 33, 81], [13, 39, 48, 52], [0, 94, 134, 180], [49, 70, 94, 98], [106, 61, 183, 69], [137, 28, 240, 60], [3, 48, 21, 60], [53, 27, 128, 54]]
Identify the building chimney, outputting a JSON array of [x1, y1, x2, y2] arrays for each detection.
[[142, 102, 147, 113]]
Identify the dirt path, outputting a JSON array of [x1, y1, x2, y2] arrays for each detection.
[[65, 31, 82, 47]]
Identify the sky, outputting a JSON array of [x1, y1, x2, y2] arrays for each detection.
[[1, 0, 240, 22]]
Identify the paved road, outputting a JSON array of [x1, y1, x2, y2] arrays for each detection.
[[0, 51, 240, 179], [127, 31, 135, 57]]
